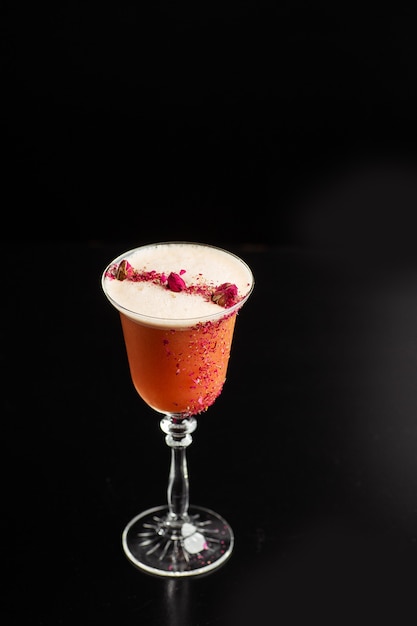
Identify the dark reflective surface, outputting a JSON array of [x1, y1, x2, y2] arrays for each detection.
[[3, 242, 417, 625]]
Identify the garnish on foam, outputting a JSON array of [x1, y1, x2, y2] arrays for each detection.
[[106, 260, 241, 309]]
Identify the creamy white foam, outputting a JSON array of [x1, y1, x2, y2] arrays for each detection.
[[102, 242, 254, 328]]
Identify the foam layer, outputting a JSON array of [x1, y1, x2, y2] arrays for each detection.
[[102, 242, 254, 328]]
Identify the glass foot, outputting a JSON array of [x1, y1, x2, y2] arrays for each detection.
[[122, 504, 234, 577]]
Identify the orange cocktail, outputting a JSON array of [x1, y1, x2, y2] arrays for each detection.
[[119, 313, 236, 415], [101, 241, 254, 577], [102, 242, 254, 418]]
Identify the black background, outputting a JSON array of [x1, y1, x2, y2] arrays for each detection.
[[3, 3, 417, 625], [2, 1, 417, 249], [3, 242, 417, 625]]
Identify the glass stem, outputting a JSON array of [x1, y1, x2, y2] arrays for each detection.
[[160, 415, 197, 523]]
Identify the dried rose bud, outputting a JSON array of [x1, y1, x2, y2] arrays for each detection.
[[212, 282, 238, 308], [116, 259, 133, 281], [167, 272, 186, 292]]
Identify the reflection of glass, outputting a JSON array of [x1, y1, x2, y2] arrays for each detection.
[[102, 242, 254, 577], [164, 579, 190, 626]]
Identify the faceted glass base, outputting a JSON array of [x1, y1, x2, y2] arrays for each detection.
[[122, 504, 234, 577]]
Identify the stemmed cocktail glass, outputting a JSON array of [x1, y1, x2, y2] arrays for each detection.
[[101, 242, 254, 577]]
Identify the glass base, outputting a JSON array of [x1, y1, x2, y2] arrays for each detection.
[[122, 504, 234, 577]]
